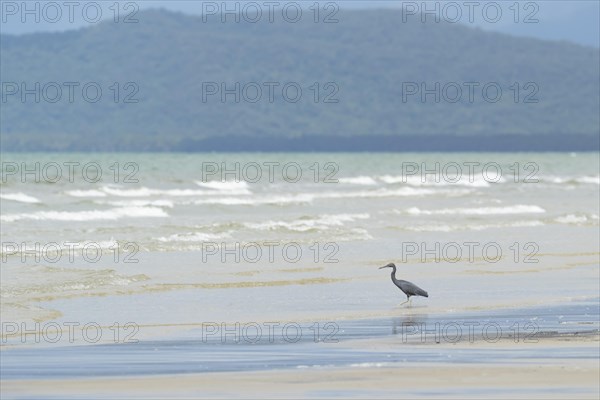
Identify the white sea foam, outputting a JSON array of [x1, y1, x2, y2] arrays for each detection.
[[66, 185, 251, 198], [347, 228, 374, 241], [555, 215, 587, 224], [1, 207, 169, 222], [405, 220, 545, 232], [379, 175, 495, 187], [194, 180, 251, 193], [0, 192, 41, 204], [403, 205, 545, 216], [576, 176, 600, 185], [102, 186, 222, 197], [318, 187, 443, 199], [99, 199, 175, 208], [338, 176, 378, 185], [65, 189, 107, 197], [379, 175, 405, 184], [554, 214, 599, 224], [101, 186, 156, 197], [544, 175, 600, 185], [349, 362, 389, 368], [191, 194, 316, 206], [156, 232, 230, 243], [189, 188, 456, 206], [244, 213, 370, 232]]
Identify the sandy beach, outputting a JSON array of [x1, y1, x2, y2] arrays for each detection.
[[2, 300, 599, 398], [4, 344, 598, 399]]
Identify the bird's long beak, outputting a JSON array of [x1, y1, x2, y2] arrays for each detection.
[[379, 265, 390, 269]]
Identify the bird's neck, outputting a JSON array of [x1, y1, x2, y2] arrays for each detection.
[[390, 267, 397, 279]]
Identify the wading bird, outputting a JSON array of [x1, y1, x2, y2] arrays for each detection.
[[379, 263, 428, 306]]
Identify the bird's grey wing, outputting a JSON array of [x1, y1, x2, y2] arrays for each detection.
[[402, 281, 429, 297]]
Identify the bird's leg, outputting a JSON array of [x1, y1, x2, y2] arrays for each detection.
[[399, 296, 409, 306], [408, 297, 413, 307]]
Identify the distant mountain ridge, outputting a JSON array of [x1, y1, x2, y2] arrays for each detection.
[[1, 9, 599, 151]]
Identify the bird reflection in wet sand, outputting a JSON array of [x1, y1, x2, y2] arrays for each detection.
[[391, 314, 429, 336]]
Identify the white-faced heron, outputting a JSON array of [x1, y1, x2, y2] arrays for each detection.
[[379, 262, 428, 306]]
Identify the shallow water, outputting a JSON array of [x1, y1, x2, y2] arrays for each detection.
[[1, 299, 598, 380], [1, 152, 599, 395], [1, 152, 599, 326]]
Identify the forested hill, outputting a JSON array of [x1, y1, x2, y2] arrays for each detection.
[[1, 9, 598, 151]]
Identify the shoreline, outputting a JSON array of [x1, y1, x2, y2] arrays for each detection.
[[3, 357, 599, 399], [2, 296, 598, 348], [1, 300, 598, 382]]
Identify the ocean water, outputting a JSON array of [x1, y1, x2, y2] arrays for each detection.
[[1, 152, 599, 346]]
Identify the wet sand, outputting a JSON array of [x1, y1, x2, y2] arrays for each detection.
[[3, 356, 598, 399], [2, 301, 598, 398]]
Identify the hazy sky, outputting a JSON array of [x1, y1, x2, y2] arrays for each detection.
[[1, 1, 598, 47]]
